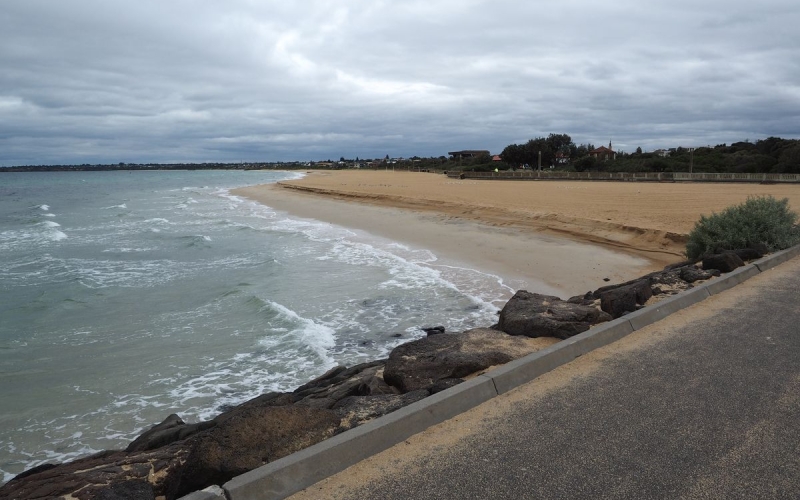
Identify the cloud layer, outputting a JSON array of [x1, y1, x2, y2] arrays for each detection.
[[2, 0, 799, 165]]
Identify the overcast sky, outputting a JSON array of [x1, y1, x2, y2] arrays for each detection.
[[2, 0, 799, 165]]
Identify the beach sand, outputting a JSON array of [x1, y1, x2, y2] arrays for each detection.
[[233, 170, 800, 297]]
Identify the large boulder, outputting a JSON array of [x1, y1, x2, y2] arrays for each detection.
[[679, 265, 720, 284], [333, 390, 431, 430], [2, 404, 342, 499], [126, 414, 216, 453], [174, 405, 341, 495], [702, 253, 745, 273], [497, 291, 611, 339], [0, 446, 187, 500], [599, 280, 653, 319], [726, 248, 763, 261], [383, 328, 555, 393], [292, 361, 397, 409]]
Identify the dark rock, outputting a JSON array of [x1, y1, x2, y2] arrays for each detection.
[[599, 280, 653, 319], [333, 390, 430, 430], [650, 269, 681, 287], [292, 361, 394, 406], [748, 242, 770, 257], [663, 258, 701, 271], [0, 446, 187, 500], [591, 275, 655, 300], [293, 361, 384, 398], [603, 277, 610, 282], [567, 295, 595, 306], [390, 333, 403, 338], [679, 265, 720, 284], [702, 253, 745, 273], [294, 366, 347, 393], [358, 371, 399, 397], [429, 378, 464, 394], [9, 462, 59, 482], [384, 327, 547, 392], [175, 405, 341, 495], [214, 392, 297, 422], [126, 414, 216, 453], [497, 291, 611, 339], [422, 326, 446, 336], [726, 248, 763, 261], [92, 479, 156, 500], [600, 286, 637, 318]]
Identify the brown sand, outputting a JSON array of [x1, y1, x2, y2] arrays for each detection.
[[232, 170, 800, 297]]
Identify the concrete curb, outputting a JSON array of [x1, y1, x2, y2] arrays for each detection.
[[490, 317, 634, 395], [179, 247, 799, 500], [754, 245, 800, 272]]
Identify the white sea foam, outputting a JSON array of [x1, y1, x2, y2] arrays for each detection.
[[49, 230, 68, 241], [41, 220, 61, 228], [103, 203, 127, 209], [261, 299, 337, 364], [38, 204, 49, 211]]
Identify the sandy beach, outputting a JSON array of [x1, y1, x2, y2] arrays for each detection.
[[233, 170, 800, 297]]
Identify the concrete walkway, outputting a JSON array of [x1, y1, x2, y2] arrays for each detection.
[[291, 257, 800, 500]]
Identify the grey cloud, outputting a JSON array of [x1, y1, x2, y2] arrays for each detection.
[[1, 0, 798, 165]]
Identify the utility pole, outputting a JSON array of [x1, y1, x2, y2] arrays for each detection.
[[689, 148, 694, 174], [538, 151, 542, 170]]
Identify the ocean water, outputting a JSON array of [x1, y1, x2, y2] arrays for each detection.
[[0, 170, 513, 482]]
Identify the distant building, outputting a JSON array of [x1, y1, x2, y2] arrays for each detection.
[[492, 155, 502, 162], [589, 142, 615, 161], [448, 150, 490, 160]]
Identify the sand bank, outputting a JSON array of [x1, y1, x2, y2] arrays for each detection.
[[233, 170, 800, 297]]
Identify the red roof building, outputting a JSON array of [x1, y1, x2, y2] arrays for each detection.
[[589, 142, 615, 161]]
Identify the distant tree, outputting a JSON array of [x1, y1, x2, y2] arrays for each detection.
[[573, 155, 598, 172], [775, 143, 800, 173], [500, 143, 526, 168], [524, 137, 552, 168], [636, 147, 643, 154], [545, 133, 575, 158]]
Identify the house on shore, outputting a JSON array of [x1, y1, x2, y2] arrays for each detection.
[[589, 142, 616, 161], [448, 150, 490, 160]]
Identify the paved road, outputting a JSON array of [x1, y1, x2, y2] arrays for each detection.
[[292, 258, 800, 500]]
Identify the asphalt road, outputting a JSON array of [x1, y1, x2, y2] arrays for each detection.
[[292, 258, 800, 500]]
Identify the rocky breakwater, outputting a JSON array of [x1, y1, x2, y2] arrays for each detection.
[[0, 247, 766, 499]]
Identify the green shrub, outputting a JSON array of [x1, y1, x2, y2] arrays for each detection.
[[685, 196, 800, 259]]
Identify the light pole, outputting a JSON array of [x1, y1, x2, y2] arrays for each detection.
[[689, 148, 694, 175]]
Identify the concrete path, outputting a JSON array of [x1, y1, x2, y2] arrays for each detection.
[[290, 257, 800, 500]]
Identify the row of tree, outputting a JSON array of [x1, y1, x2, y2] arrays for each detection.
[[499, 134, 587, 169], [489, 135, 799, 174]]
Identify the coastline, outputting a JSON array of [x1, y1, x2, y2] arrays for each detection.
[[6, 167, 796, 498], [232, 179, 659, 299]]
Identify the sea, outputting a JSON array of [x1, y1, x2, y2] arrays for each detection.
[[0, 170, 515, 482]]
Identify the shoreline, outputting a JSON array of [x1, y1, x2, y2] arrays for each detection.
[[232, 181, 660, 299]]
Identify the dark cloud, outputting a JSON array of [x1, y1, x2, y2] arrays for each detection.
[[1, 0, 798, 165]]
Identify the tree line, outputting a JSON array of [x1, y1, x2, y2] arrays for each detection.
[[478, 135, 800, 174]]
